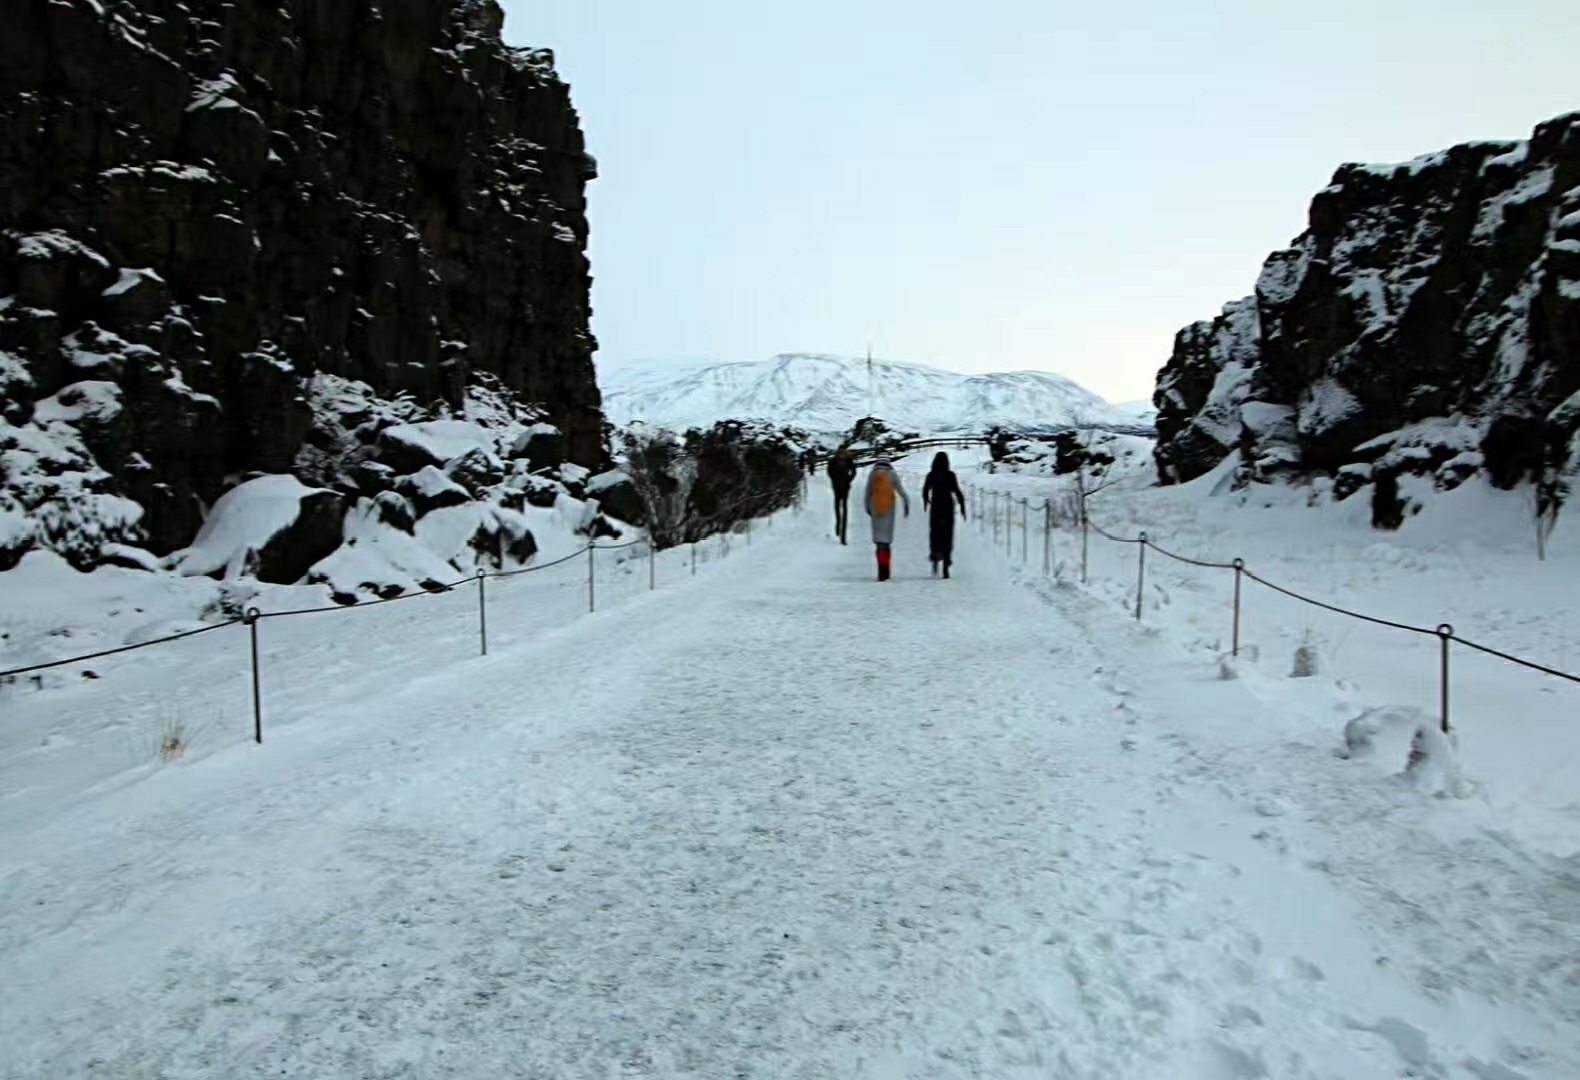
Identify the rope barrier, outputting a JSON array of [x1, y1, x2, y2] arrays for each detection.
[[969, 480, 1580, 692], [1237, 567, 1440, 638], [0, 489, 788, 689], [1085, 516, 1143, 545], [1143, 537, 1238, 572], [0, 619, 242, 680], [1451, 635, 1580, 684]]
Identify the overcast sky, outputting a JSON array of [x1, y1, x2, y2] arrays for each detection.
[[499, 0, 1577, 403]]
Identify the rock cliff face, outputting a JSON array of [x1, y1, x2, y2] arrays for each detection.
[[1, 0, 601, 565], [1155, 112, 1580, 523]]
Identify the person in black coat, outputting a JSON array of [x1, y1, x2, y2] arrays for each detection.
[[827, 448, 857, 544], [922, 451, 967, 577]]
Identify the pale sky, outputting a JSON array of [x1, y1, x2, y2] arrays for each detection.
[[499, 0, 1577, 403]]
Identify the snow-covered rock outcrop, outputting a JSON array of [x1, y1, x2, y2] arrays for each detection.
[[1154, 111, 1580, 525], [1, 0, 601, 566]]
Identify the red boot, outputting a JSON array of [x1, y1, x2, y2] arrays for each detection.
[[876, 544, 892, 581]]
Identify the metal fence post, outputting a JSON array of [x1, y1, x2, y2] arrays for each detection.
[[1043, 502, 1051, 576], [477, 573, 488, 656], [691, 542, 697, 576], [1020, 499, 1028, 563], [244, 607, 263, 744], [1232, 558, 1244, 657], [1135, 532, 1147, 620], [587, 544, 596, 613], [1437, 624, 1454, 733], [649, 540, 656, 591], [1080, 511, 1089, 584]]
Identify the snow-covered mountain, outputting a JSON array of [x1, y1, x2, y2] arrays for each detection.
[[599, 353, 1128, 434]]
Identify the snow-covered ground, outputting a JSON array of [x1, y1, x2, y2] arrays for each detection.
[[2, 468, 1577, 1078], [966, 449, 1580, 860]]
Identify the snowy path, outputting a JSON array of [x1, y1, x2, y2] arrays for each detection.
[[2, 494, 1576, 1078]]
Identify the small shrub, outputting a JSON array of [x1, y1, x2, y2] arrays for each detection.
[[157, 718, 188, 761], [1291, 629, 1321, 678]]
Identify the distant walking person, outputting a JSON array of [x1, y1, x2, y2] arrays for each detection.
[[922, 451, 968, 578], [864, 457, 910, 581], [828, 448, 857, 544]]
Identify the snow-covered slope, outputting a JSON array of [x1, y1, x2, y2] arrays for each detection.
[[600, 353, 1127, 433]]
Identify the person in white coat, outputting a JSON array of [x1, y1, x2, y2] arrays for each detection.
[[863, 457, 910, 581]]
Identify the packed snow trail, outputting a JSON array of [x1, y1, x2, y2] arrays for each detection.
[[1, 494, 1574, 1078]]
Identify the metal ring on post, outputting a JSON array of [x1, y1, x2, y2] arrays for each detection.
[[1139, 530, 1148, 544], [1232, 557, 1245, 571], [1436, 623, 1454, 639], [244, 606, 262, 626]]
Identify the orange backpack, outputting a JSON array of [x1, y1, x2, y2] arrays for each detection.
[[870, 468, 895, 514]]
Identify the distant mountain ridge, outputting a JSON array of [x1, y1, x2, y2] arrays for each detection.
[[599, 353, 1128, 434]]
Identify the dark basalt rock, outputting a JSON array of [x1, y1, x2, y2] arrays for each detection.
[[254, 488, 345, 585], [587, 470, 646, 526], [1153, 111, 1580, 513], [396, 465, 471, 517], [510, 424, 566, 471], [0, 0, 602, 565]]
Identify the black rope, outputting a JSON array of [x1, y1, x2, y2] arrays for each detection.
[[0, 618, 241, 680], [1452, 635, 1580, 683], [491, 546, 594, 579], [1239, 568, 1438, 638], [1144, 537, 1237, 571], [257, 576, 478, 620], [0, 491, 794, 686], [973, 483, 1580, 687], [1086, 517, 1143, 545]]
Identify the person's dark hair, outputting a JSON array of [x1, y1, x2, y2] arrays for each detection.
[[931, 451, 950, 473]]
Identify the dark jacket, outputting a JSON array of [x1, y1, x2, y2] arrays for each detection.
[[828, 454, 857, 493], [922, 456, 967, 562], [922, 469, 966, 519]]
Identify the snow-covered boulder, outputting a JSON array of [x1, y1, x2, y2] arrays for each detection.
[[375, 420, 494, 477], [175, 475, 345, 584], [306, 497, 467, 601], [587, 469, 645, 526], [348, 459, 397, 496], [444, 445, 506, 494], [395, 466, 471, 517], [415, 503, 537, 573], [508, 422, 565, 471], [371, 490, 417, 534], [0, 506, 34, 571]]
